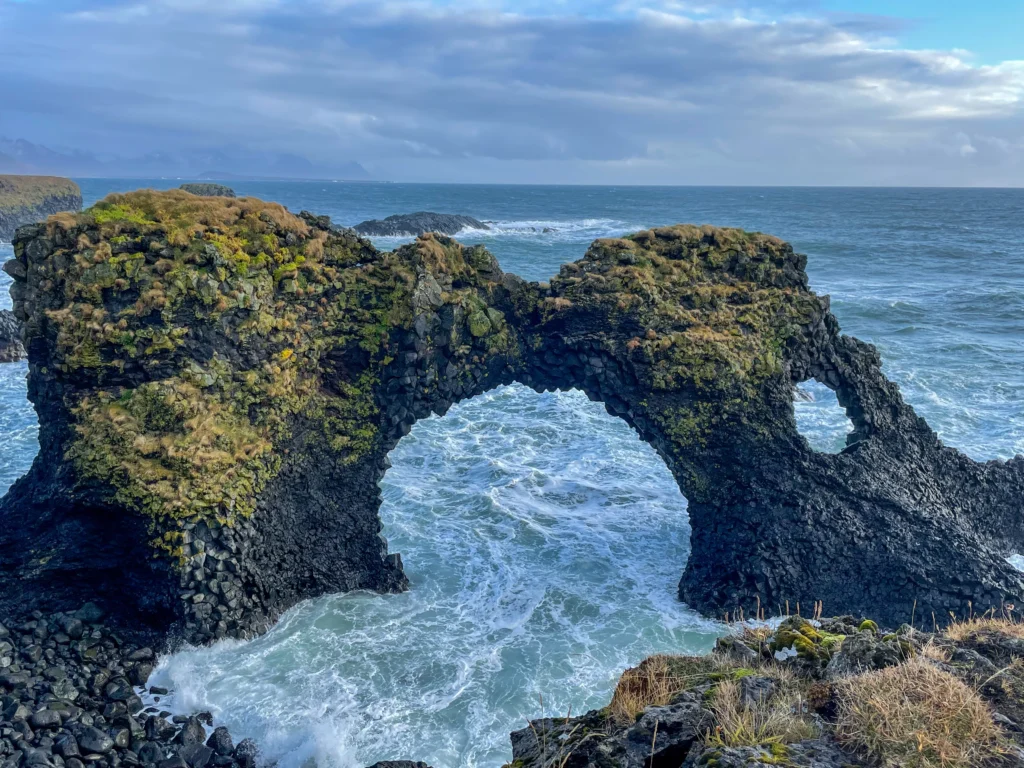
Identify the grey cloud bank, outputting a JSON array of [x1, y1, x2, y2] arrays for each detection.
[[0, 0, 1022, 185]]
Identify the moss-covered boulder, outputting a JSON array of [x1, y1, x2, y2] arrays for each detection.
[[0, 175, 82, 241], [2, 190, 1024, 642]]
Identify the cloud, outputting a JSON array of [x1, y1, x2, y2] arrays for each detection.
[[0, 0, 1022, 184]]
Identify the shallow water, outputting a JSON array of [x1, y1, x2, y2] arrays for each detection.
[[3, 183, 1024, 767]]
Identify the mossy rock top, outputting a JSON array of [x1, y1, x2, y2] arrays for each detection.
[[0, 175, 81, 211]]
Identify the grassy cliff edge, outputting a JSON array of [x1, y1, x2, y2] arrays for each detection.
[[0, 175, 83, 241]]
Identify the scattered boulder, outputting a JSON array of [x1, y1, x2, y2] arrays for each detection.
[[352, 211, 488, 237]]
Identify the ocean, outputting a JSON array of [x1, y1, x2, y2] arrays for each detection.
[[2, 182, 1023, 768]]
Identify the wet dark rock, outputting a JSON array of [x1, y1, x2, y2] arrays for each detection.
[[145, 718, 177, 743], [73, 605, 105, 625], [137, 741, 165, 765], [232, 739, 258, 768], [352, 211, 487, 237], [78, 726, 114, 754], [177, 743, 213, 768], [28, 711, 61, 730], [175, 717, 206, 747], [205, 728, 232, 757], [53, 734, 80, 758], [364, 763, 434, 768]]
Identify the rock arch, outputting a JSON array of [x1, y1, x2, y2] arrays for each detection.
[[2, 190, 1023, 643]]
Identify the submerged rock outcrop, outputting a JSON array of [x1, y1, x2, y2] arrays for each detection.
[[0, 176, 82, 242], [2, 189, 1024, 643], [353, 211, 488, 237], [179, 183, 236, 198]]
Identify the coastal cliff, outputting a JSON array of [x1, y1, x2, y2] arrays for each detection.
[[2, 190, 1024, 644], [0, 176, 82, 242]]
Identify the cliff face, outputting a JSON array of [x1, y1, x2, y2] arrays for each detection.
[[2, 189, 1024, 643], [0, 175, 82, 242]]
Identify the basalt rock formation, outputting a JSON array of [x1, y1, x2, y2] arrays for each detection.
[[353, 211, 488, 237], [179, 183, 236, 198], [0, 309, 26, 362], [2, 189, 1024, 643], [0, 176, 82, 242]]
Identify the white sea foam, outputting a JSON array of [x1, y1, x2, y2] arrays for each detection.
[[147, 386, 719, 768], [367, 218, 642, 250]]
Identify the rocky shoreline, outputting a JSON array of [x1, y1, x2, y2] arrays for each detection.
[[7, 604, 1024, 768], [0, 604, 259, 768]]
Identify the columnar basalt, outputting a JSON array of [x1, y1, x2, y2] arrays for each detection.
[[1, 190, 1022, 643]]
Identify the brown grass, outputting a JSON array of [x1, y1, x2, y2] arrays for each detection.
[[835, 657, 1006, 767], [608, 654, 713, 723], [704, 679, 818, 748], [944, 614, 1024, 643]]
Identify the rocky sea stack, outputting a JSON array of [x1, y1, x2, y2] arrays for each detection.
[[353, 212, 488, 237], [2, 189, 1024, 646], [177, 185, 235, 199], [0, 176, 82, 242]]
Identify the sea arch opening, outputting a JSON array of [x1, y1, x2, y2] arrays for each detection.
[[151, 383, 717, 768]]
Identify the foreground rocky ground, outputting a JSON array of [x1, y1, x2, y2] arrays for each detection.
[[0, 606, 258, 768], [507, 614, 1024, 768], [7, 606, 1024, 768]]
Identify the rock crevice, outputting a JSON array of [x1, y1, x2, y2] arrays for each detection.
[[1, 190, 1023, 643]]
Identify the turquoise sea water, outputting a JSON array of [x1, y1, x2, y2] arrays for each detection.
[[2, 182, 1023, 767]]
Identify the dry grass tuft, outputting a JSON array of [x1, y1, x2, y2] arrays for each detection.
[[608, 654, 713, 723], [945, 614, 1024, 643], [704, 679, 818, 748], [835, 657, 1006, 767]]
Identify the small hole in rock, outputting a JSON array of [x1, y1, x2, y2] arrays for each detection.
[[794, 379, 854, 454]]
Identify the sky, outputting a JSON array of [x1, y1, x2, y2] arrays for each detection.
[[0, 0, 1022, 185]]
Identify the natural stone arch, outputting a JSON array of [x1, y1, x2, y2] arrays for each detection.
[[2, 190, 1024, 643]]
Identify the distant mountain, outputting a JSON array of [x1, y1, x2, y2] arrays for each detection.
[[0, 138, 372, 181]]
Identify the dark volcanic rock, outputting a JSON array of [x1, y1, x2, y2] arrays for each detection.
[[0, 309, 25, 362], [0, 175, 82, 242], [3, 190, 1024, 644], [0, 607, 252, 768], [179, 183, 236, 198], [353, 211, 488, 237]]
